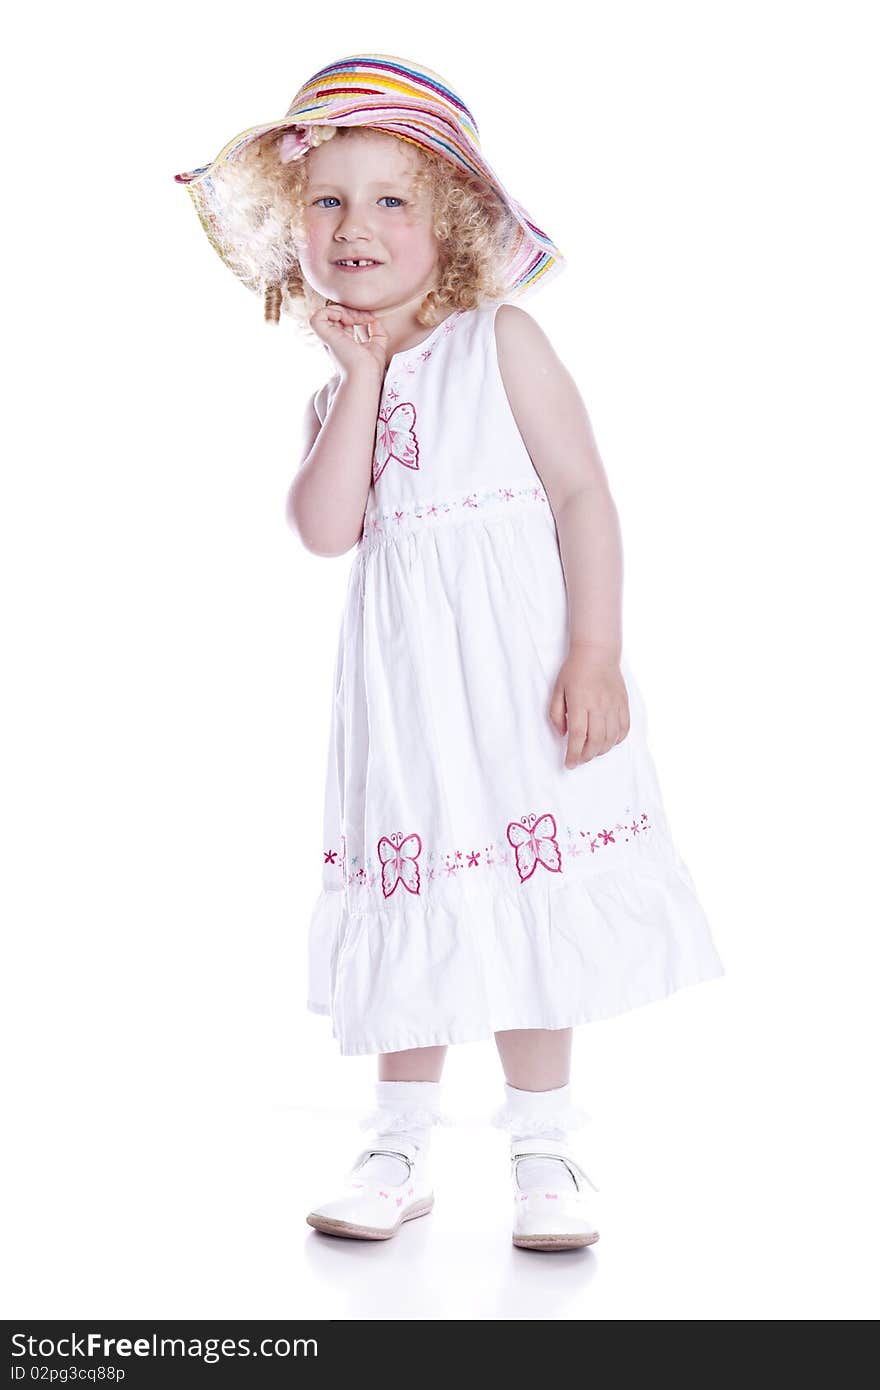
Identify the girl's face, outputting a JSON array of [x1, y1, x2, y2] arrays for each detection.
[[296, 130, 440, 309]]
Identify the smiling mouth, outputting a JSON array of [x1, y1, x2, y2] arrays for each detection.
[[333, 259, 383, 267]]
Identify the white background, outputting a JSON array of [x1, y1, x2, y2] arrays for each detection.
[[2, 1, 878, 1320]]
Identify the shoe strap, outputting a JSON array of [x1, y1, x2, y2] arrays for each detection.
[[349, 1141, 419, 1176], [373, 1135, 421, 1163], [511, 1137, 601, 1193]]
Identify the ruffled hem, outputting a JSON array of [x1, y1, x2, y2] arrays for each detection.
[[489, 1100, 593, 1135], [357, 1106, 454, 1132], [305, 975, 724, 1056], [306, 887, 345, 1021], [305, 854, 725, 1056]]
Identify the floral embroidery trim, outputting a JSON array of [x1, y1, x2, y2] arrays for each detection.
[[381, 308, 467, 390], [360, 481, 551, 543], [322, 809, 653, 895]]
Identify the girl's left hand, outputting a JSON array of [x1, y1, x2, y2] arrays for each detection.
[[548, 644, 631, 769]]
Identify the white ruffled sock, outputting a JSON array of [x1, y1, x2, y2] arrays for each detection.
[[357, 1079, 449, 1185], [492, 1082, 591, 1193]]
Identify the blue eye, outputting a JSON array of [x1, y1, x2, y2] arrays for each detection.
[[312, 196, 405, 209]]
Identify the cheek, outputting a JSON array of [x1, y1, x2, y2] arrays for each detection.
[[300, 222, 327, 255], [383, 221, 437, 270], [296, 231, 330, 275]]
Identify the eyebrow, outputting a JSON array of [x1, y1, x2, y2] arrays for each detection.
[[308, 180, 410, 191]]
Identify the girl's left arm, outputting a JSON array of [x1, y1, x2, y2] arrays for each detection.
[[494, 305, 630, 768]]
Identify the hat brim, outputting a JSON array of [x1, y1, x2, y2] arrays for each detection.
[[174, 107, 565, 303]]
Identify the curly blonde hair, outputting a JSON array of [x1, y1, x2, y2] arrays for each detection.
[[203, 125, 516, 342]]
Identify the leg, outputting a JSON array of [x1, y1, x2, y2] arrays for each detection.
[[492, 1029, 586, 1181], [493, 1027, 572, 1090], [359, 1049, 450, 1186], [492, 1027, 583, 1132], [378, 1044, 447, 1082], [305, 1050, 449, 1240], [492, 1029, 599, 1250]]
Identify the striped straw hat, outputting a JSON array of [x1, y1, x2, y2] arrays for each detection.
[[173, 52, 565, 305]]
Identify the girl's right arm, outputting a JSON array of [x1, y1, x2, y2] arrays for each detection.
[[285, 304, 389, 557]]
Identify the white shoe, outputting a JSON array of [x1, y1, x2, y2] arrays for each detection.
[[305, 1137, 434, 1240], [510, 1137, 600, 1251]]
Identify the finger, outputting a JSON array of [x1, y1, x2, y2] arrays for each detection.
[[580, 711, 607, 763], [324, 305, 375, 327], [366, 321, 388, 349], [330, 317, 372, 343], [565, 711, 588, 769], [603, 710, 620, 752], [548, 686, 566, 736]]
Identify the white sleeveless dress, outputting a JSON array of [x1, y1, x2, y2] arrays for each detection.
[[306, 302, 724, 1056]]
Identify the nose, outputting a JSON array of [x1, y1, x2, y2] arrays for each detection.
[[333, 206, 373, 241]]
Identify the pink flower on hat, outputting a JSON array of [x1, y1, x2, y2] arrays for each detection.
[[277, 124, 336, 163], [278, 127, 311, 163]]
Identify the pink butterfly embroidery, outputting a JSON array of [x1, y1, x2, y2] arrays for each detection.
[[506, 813, 563, 883], [377, 832, 423, 898], [373, 402, 419, 483]]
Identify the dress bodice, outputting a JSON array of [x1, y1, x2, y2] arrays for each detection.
[[318, 303, 554, 550]]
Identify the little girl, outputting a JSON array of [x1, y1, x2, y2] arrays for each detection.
[[175, 52, 725, 1252]]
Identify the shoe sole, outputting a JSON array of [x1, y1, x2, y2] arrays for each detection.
[[513, 1230, 600, 1251], [306, 1195, 435, 1240]]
